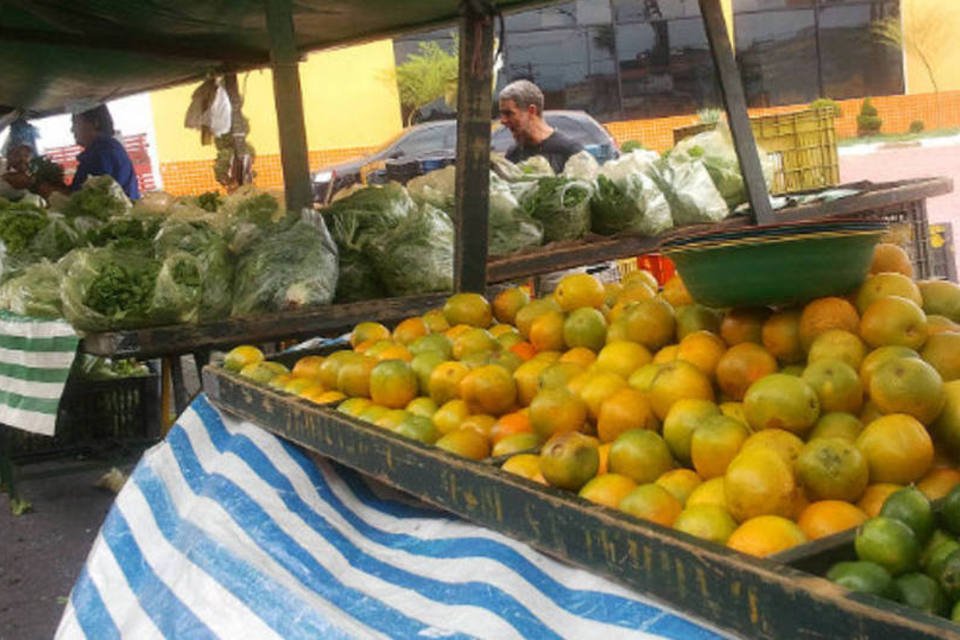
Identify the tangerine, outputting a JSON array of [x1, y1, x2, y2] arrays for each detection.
[[539, 432, 600, 491], [443, 292, 492, 328], [795, 437, 869, 502], [436, 428, 491, 460], [856, 272, 923, 314], [596, 387, 658, 443], [857, 483, 905, 517], [673, 504, 738, 544], [351, 322, 391, 348], [608, 429, 675, 485], [676, 330, 726, 378], [428, 361, 470, 405], [529, 386, 588, 439], [726, 515, 807, 557], [715, 342, 778, 401], [554, 273, 606, 311], [594, 340, 652, 378], [742, 373, 820, 435], [724, 448, 799, 522], [661, 273, 694, 308], [579, 473, 638, 508], [647, 360, 715, 421], [459, 364, 517, 416], [802, 358, 864, 415], [807, 329, 867, 370], [563, 307, 608, 351], [369, 359, 419, 409], [720, 307, 769, 346], [859, 295, 928, 350], [492, 287, 531, 325], [690, 415, 750, 479], [761, 309, 805, 365], [856, 414, 934, 484], [869, 243, 914, 277], [869, 357, 945, 424], [799, 297, 860, 350], [797, 500, 868, 540], [655, 468, 703, 506], [618, 483, 683, 527], [501, 453, 547, 484], [662, 398, 721, 465], [392, 317, 430, 345]]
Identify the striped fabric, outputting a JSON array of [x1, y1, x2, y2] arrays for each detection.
[[56, 395, 728, 640], [0, 311, 79, 436]]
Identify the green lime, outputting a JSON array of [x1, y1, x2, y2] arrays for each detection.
[[924, 539, 960, 579], [894, 572, 949, 616], [854, 516, 920, 576], [879, 486, 935, 545], [920, 529, 955, 567], [942, 485, 960, 536], [826, 561, 895, 598], [392, 415, 440, 445], [935, 548, 960, 601]]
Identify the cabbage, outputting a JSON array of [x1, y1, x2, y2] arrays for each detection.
[[519, 177, 592, 243], [0, 261, 62, 318], [231, 220, 339, 316], [369, 203, 453, 297]]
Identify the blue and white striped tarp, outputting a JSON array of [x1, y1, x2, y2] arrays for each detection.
[[56, 394, 728, 640]]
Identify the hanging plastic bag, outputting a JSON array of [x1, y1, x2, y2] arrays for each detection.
[[562, 150, 600, 182]]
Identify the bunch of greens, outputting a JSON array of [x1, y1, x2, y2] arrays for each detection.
[[649, 157, 730, 227], [28, 214, 81, 261], [196, 191, 223, 212], [671, 128, 774, 210], [369, 203, 453, 297], [86, 216, 162, 251], [590, 150, 672, 237], [322, 183, 414, 251], [151, 251, 203, 324], [72, 355, 150, 380], [407, 165, 456, 212], [519, 177, 592, 243], [60, 247, 161, 331], [488, 174, 543, 256], [334, 246, 389, 303], [154, 219, 233, 321], [0, 261, 62, 318], [60, 175, 131, 221], [0, 209, 48, 255]]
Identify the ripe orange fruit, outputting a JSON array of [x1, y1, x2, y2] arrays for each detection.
[[739, 428, 805, 466], [512, 358, 552, 406], [337, 397, 373, 417], [492, 432, 541, 457], [351, 322, 391, 348], [428, 361, 470, 405], [432, 398, 470, 434], [673, 504, 738, 544], [921, 332, 960, 382], [798, 501, 868, 540], [529, 310, 567, 353], [558, 346, 597, 368], [336, 354, 378, 398], [802, 358, 864, 415], [515, 297, 562, 338], [686, 477, 728, 509], [856, 414, 934, 484], [932, 380, 960, 456], [857, 482, 904, 517], [795, 437, 869, 502], [618, 299, 676, 351], [869, 243, 914, 277], [443, 292, 492, 328], [675, 303, 723, 340], [392, 317, 430, 345], [451, 327, 499, 361], [690, 415, 749, 480], [501, 453, 546, 484], [578, 473, 637, 508], [554, 273, 606, 311], [724, 448, 799, 522], [720, 307, 770, 346], [860, 345, 921, 392], [856, 272, 923, 314], [647, 360, 715, 421], [422, 308, 450, 333], [436, 428, 491, 460], [807, 329, 867, 370], [742, 373, 820, 435], [715, 342, 778, 401], [597, 387, 658, 443], [618, 483, 683, 527], [490, 410, 532, 444], [608, 429, 675, 485], [459, 364, 517, 416], [799, 297, 860, 350], [869, 357, 945, 424], [594, 340, 652, 378], [529, 386, 588, 439], [661, 273, 694, 308], [808, 412, 864, 442], [761, 309, 804, 364], [291, 354, 325, 380], [563, 307, 608, 351], [917, 467, 960, 500], [656, 468, 703, 506], [726, 515, 807, 557], [459, 414, 498, 439], [662, 398, 721, 465], [859, 296, 928, 350], [676, 330, 726, 378], [406, 396, 438, 418], [508, 341, 537, 362], [577, 371, 628, 422], [224, 344, 265, 372], [492, 286, 531, 325], [369, 359, 419, 409], [652, 344, 679, 364], [539, 432, 600, 491], [622, 269, 659, 291]]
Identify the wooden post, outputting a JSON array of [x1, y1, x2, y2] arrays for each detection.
[[698, 0, 775, 225], [453, 2, 496, 293], [263, 0, 313, 212]]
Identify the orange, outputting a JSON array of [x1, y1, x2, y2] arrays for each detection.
[[224, 345, 265, 372], [443, 292, 492, 328], [512, 358, 552, 406], [459, 414, 498, 439], [597, 387, 658, 443], [451, 327, 499, 361], [715, 342, 778, 401], [490, 410, 532, 444], [673, 504, 738, 544], [869, 357, 945, 424], [802, 358, 864, 415], [686, 477, 728, 509], [618, 299, 676, 351], [604, 282, 623, 307], [612, 282, 656, 311], [860, 345, 921, 392], [797, 500, 868, 540], [594, 340, 652, 378], [661, 273, 694, 308], [375, 409, 412, 430], [539, 361, 587, 391], [392, 317, 430, 345], [291, 354, 325, 380], [411, 351, 446, 395], [918, 279, 960, 320], [422, 308, 451, 333], [916, 467, 960, 500], [489, 323, 517, 338], [720, 307, 769, 346], [508, 341, 537, 362], [856, 414, 934, 484], [538, 432, 600, 491], [647, 360, 715, 421], [409, 333, 454, 359], [372, 343, 413, 362], [432, 398, 470, 434], [358, 404, 391, 424], [529, 386, 588, 439], [921, 332, 960, 382], [719, 401, 748, 426], [799, 297, 860, 350], [459, 364, 517, 416], [428, 361, 470, 405], [761, 309, 805, 365], [515, 297, 562, 338], [267, 373, 295, 391], [742, 373, 820, 435], [597, 442, 611, 475], [795, 437, 869, 502], [492, 287, 531, 325], [554, 273, 606, 311], [927, 315, 960, 335], [739, 428, 805, 466], [869, 243, 914, 277], [724, 448, 799, 522], [492, 433, 541, 457], [577, 371, 628, 422], [931, 380, 960, 456], [726, 515, 807, 557], [656, 468, 703, 506], [618, 483, 683, 527], [627, 362, 661, 394], [808, 412, 864, 442], [436, 428, 491, 460], [306, 389, 347, 405], [622, 269, 659, 291], [529, 310, 567, 353], [857, 482, 904, 517], [608, 429, 675, 485], [351, 322, 391, 348], [859, 296, 928, 350], [444, 324, 473, 341], [579, 473, 638, 508], [662, 398, 721, 465], [860, 400, 884, 424], [690, 415, 750, 480], [563, 307, 608, 351], [675, 303, 723, 340], [336, 354, 378, 398], [807, 329, 867, 370], [317, 351, 360, 388], [369, 359, 419, 409], [501, 453, 546, 484], [239, 361, 289, 385], [652, 345, 679, 365], [337, 397, 373, 417], [406, 396, 438, 418], [558, 346, 597, 368], [856, 272, 923, 314], [676, 330, 727, 378]]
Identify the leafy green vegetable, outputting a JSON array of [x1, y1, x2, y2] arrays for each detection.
[[322, 183, 414, 251], [72, 354, 150, 380], [29, 214, 81, 260], [196, 191, 223, 212], [0, 210, 47, 255], [60, 247, 161, 331], [519, 177, 592, 243], [0, 260, 62, 318], [369, 203, 453, 297], [60, 175, 131, 221], [154, 219, 233, 321], [590, 171, 672, 237], [488, 175, 543, 256], [86, 216, 162, 250], [334, 246, 389, 303]]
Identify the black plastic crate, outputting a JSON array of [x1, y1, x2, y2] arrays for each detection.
[[8, 373, 161, 459], [872, 199, 939, 280], [929, 222, 958, 282]]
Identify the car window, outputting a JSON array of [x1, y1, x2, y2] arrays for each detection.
[[392, 124, 455, 157], [545, 115, 596, 146]]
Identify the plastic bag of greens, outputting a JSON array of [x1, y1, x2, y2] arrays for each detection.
[[407, 165, 456, 211], [562, 151, 600, 182], [322, 182, 414, 251], [519, 176, 592, 243], [150, 251, 203, 324], [517, 156, 555, 179], [231, 219, 339, 316], [0, 260, 62, 318], [220, 185, 281, 226], [132, 191, 175, 217], [334, 246, 389, 303], [0, 208, 47, 256], [590, 172, 672, 237], [29, 214, 81, 260], [59, 175, 131, 221], [649, 157, 730, 227], [672, 127, 775, 209], [60, 246, 161, 331], [154, 219, 233, 321], [601, 149, 660, 184], [488, 174, 543, 256], [370, 203, 453, 297], [86, 215, 162, 251]]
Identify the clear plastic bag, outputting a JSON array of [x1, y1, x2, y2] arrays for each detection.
[[590, 150, 672, 236], [562, 150, 600, 182], [370, 203, 453, 297], [519, 176, 593, 243], [649, 158, 730, 227], [322, 182, 414, 252], [154, 219, 233, 322], [488, 174, 543, 256], [0, 260, 62, 318], [407, 165, 456, 211]]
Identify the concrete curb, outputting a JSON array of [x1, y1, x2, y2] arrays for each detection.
[[838, 134, 960, 156]]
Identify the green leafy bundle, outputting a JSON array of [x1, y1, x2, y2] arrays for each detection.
[[61, 175, 131, 221], [369, 203, 453, 297], [520, 177, 592, 243], [0, 261, 63, 318]]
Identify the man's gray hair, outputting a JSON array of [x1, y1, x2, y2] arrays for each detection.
[[499, 80, 544, 115]]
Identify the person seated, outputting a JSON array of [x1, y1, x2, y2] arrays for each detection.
[[70, 105, 140, 200], [0, 144, 34, 201]]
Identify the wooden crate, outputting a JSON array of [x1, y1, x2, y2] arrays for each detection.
[[202, 365, 959, 640]]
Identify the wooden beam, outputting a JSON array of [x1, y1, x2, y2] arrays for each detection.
[[453, 2, 496, 293], [698, 0, 775, 225], [263, 0, 314, 212]]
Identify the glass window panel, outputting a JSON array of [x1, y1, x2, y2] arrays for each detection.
[[735, 10, 819, 106], [734, 0, 815, 12], [818, 2, 903, 99]]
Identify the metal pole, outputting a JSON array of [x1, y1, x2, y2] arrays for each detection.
[[453, 2, 495, 293], [698, 0, 774, 225], [263, 0, 313, 211]]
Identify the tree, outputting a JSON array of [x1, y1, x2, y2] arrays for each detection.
[[394, 39, 459, 126]]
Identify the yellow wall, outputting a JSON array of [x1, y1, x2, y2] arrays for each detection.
[[901, 0, 960, 94], [149, 39, 403, 164]]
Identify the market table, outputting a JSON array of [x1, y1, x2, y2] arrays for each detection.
[[54, 394, 728, 640]]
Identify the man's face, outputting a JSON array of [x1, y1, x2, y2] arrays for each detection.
[[499, 98, 535, 144]]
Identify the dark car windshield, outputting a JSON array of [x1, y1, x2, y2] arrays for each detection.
[[377, 121, 457, 159]]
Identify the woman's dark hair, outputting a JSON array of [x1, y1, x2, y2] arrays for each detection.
[[76, 104, 115, 135]]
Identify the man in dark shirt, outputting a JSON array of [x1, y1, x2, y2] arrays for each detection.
[[499, 80, 583, 174]]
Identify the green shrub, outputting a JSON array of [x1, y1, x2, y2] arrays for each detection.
[[809, 98, 842, 117], [909, 120, 925, 134], [620, 140, 645, 153], [856, 98, 882, 137]]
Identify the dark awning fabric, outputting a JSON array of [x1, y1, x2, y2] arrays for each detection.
[[0, 0, 540, 116]]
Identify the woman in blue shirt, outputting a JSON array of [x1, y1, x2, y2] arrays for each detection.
[[70, 105, 140, 200]]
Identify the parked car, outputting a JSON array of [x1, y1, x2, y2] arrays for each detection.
[[312, 111, 619, 202]]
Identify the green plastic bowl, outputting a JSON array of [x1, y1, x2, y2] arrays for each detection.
[[663, 229, 884, 308]]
